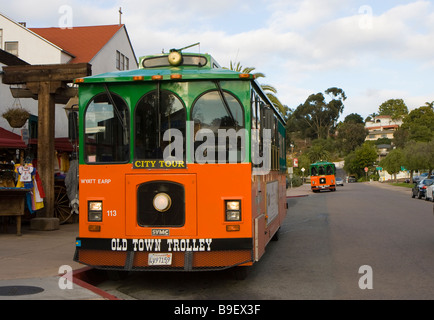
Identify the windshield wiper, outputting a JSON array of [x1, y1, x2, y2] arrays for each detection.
[[104, 83, 128, 132], [214, 80, 237, 128]]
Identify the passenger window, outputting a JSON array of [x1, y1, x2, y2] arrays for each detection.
[[134, 90, 186, 160], [84, 92, 129, 163], [192, 90, 244, 163]]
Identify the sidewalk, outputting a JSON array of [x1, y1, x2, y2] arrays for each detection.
[[286, 183, 311, 198], [0, 221, 115, 300], [368, 180, 412, 195]]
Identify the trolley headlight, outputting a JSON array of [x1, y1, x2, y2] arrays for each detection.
[[153, 193, 172, 212], [225, 200, 241, 221], [168, 51, 183, 66], [88, 201, 103, 222]]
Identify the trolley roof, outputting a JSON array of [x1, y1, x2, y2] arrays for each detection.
[[75, 51, 285, 123], [75, 52, 254, 84], [310, 161, 335, 166]]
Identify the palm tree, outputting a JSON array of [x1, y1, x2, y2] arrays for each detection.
[[225, 61, 285, 114], [307, 145, 331, 163], [424, 101, 434, 109]]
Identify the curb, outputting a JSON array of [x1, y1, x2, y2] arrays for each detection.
[[72, 267, 121, 300]]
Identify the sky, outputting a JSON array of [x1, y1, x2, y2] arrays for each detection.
[[3, 0, 434, 122]]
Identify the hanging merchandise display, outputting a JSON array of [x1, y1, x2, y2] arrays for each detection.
[[15, 162, 45, 212]]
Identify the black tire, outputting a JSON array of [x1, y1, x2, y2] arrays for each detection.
[[271, 228, 280, 241], [233, 266, 249, 280]]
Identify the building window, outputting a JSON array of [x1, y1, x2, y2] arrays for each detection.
[[116, 50, 129, 70], [5, 41, 18, 56], [116, 50, 120, 69]]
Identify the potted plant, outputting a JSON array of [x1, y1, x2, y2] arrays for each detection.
[[2, 107, 30, 128]]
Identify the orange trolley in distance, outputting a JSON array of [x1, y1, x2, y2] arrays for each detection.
[[73, 50, 287, 278], [310, 161, 336, 192]]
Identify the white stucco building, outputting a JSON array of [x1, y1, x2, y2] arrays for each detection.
[[0, 12, 137, 137], [365, 115, 403, 142]]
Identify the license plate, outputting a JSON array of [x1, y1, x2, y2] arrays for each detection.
[[148, 253, 172, 266]]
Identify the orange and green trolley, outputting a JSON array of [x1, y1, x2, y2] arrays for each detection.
[[310, 161, 336, 192], [73, 50, 287, 276]]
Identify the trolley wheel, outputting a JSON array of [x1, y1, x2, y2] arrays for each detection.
[[54, 185, 72, 224], [271, 228, 280, 241], [233, 266, 249, 280]]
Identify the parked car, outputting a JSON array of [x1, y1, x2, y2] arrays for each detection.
[[336, 177, 344, 186], [426, 183, 434, 202], [413, 172, 429, 183], [348, 176, 356, 183], [412, 178, 434, 199]]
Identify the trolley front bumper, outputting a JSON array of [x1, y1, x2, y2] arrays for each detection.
[[74, 237, 253, 271]]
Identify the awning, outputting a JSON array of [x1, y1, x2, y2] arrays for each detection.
[[0, 127, 27, 149], [28, 137, 74, 152]]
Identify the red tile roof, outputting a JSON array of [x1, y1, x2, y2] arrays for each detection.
[[30, 25, 124, 64]]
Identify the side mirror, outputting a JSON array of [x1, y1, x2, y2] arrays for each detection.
[[68, 111, 78, 141]]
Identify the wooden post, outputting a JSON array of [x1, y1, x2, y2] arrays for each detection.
[[37, 81, 56, 218], [2, 63, 91, 230]]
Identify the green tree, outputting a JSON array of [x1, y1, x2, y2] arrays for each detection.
[[344, 142, 378, 178], [344, 113, 364, 124], [379, 148, 404, 182], [402, 140, 434, 181], [423, 101, 434, 108], [400, 106, 434, 142], [289, 87, 346, 140], [336, 122, 368, 154], [428, 139, 434, 175], [378, 99, 409, 119], [392, 127, 409, 149], [292, 153, 311, 177], [307, 143, 331, 163], [343, 151, 357, 176]]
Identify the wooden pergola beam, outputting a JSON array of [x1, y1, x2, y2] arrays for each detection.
[[10, 87, 78, 104], [2, 63, 91, 84], [2, 63, 91, 229]]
